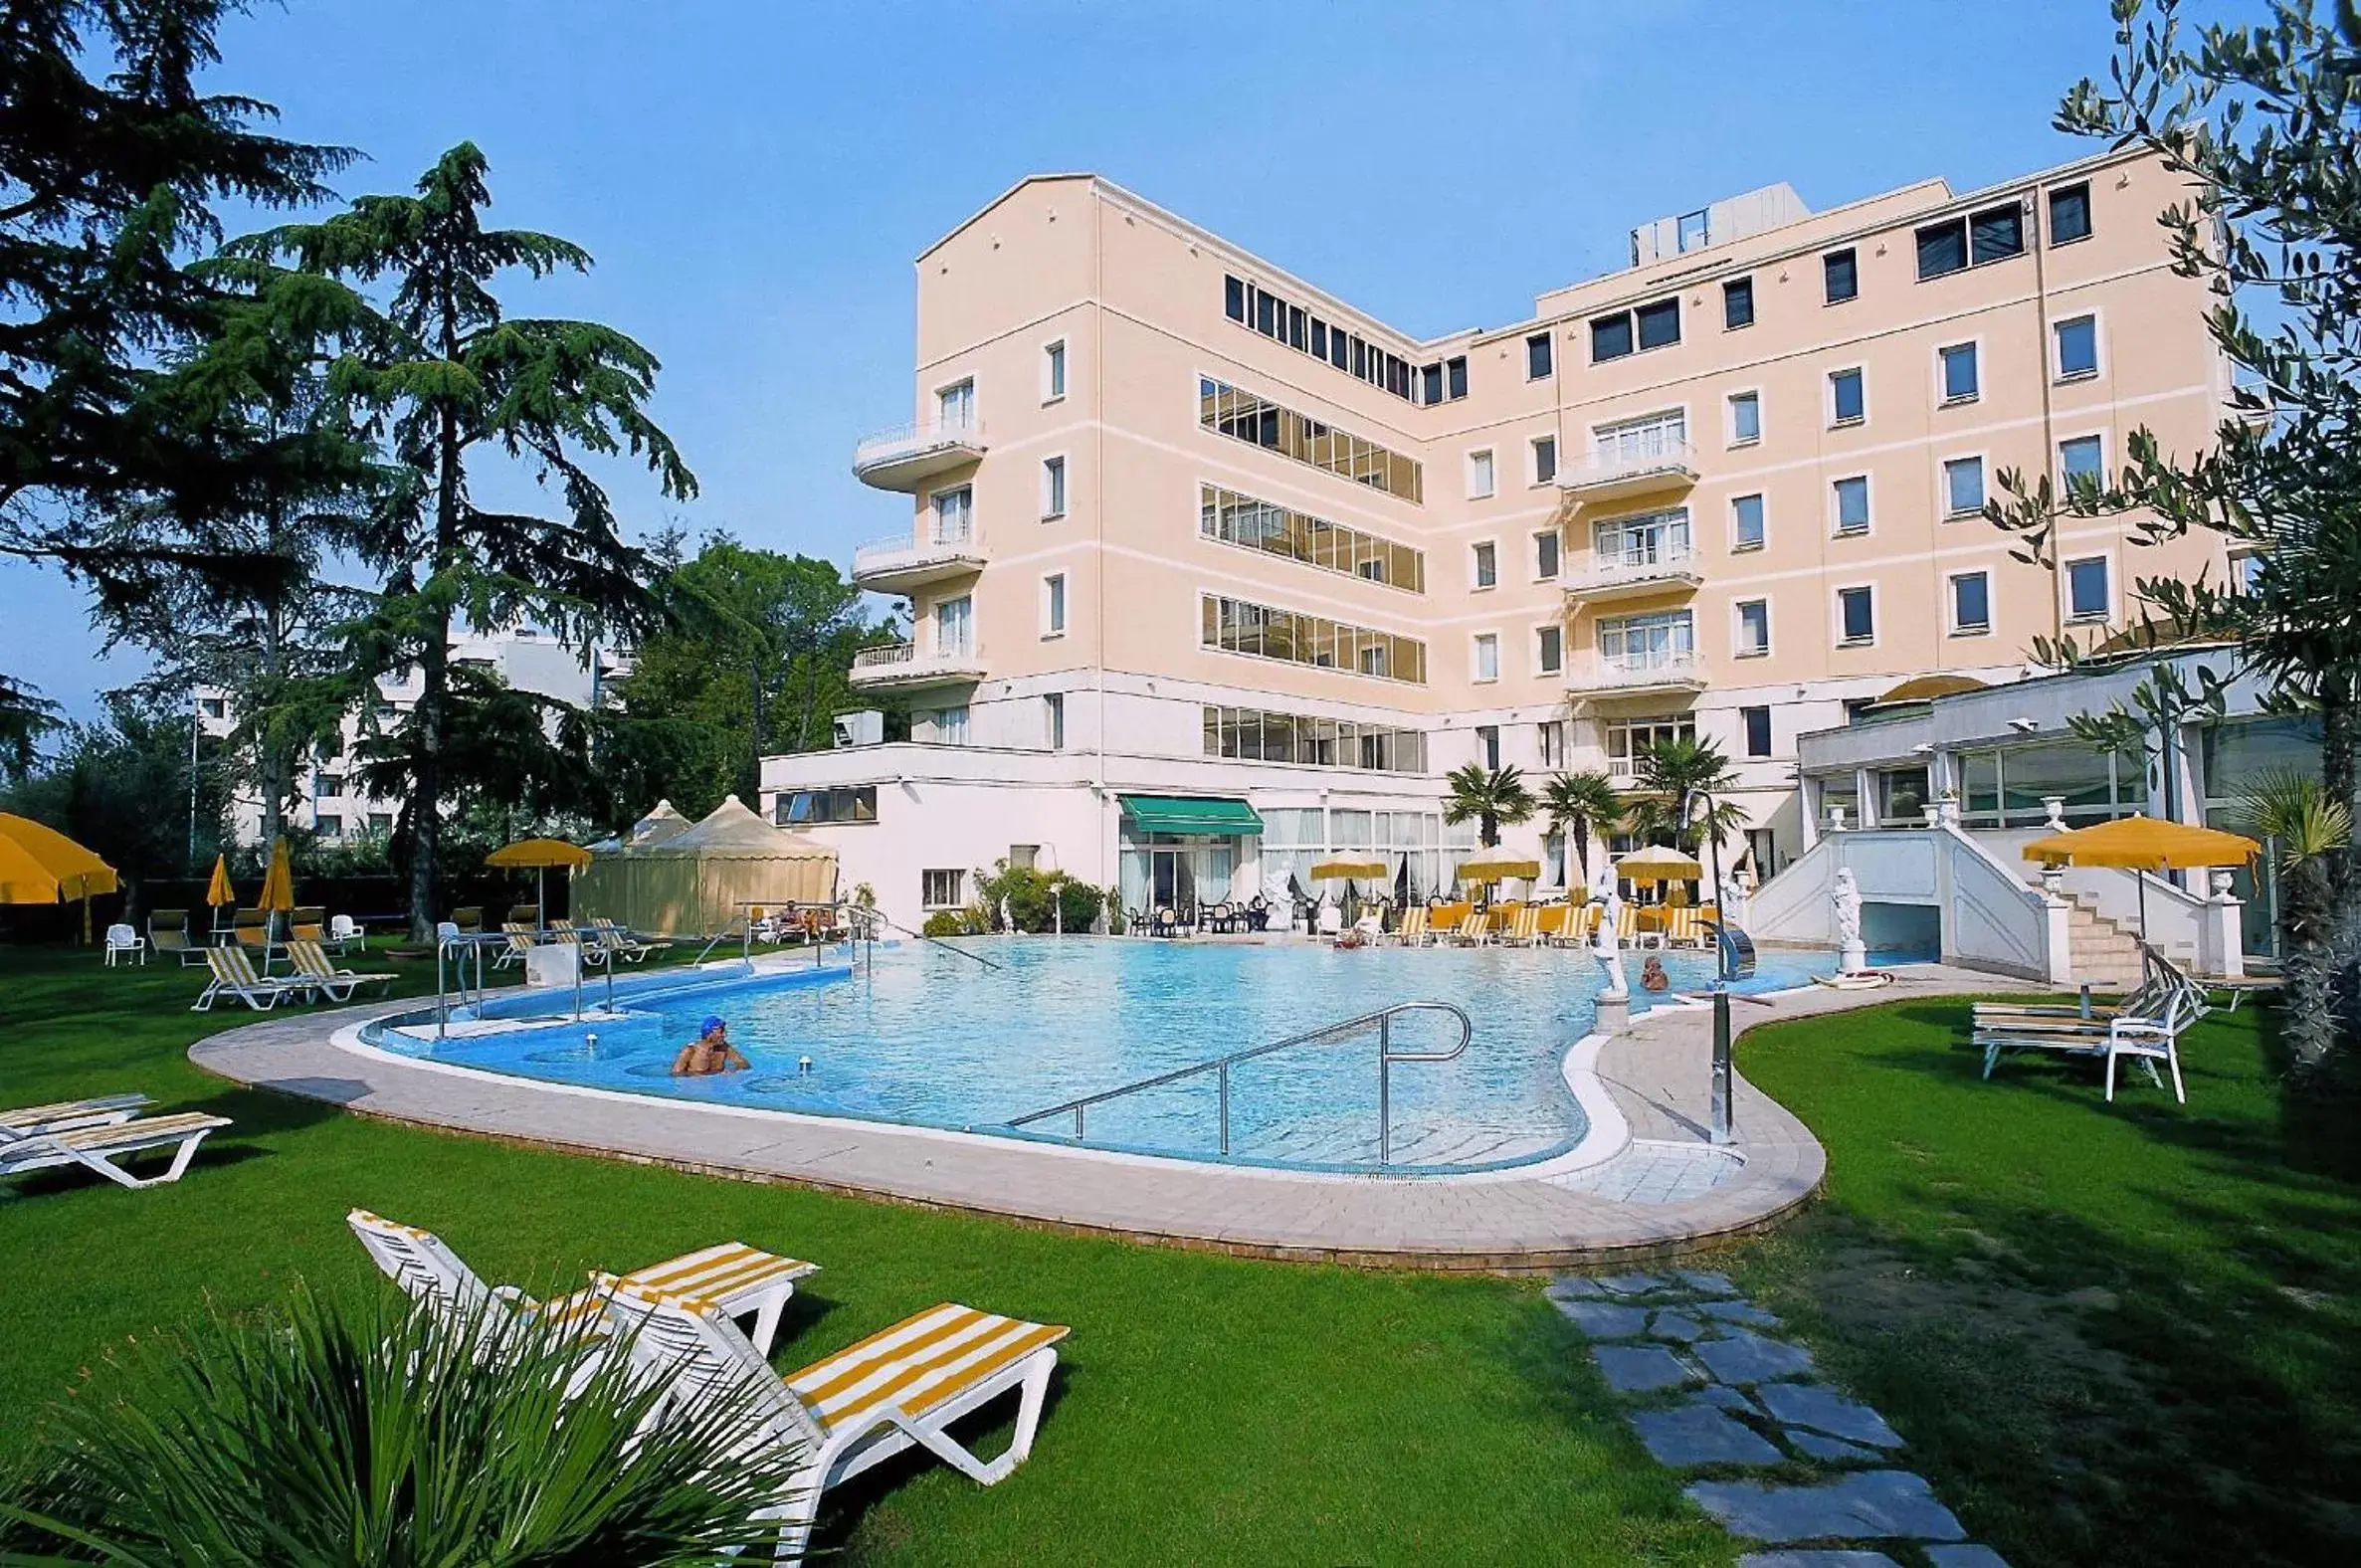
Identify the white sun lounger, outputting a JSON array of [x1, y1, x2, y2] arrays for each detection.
[[193, 945, 310, 1011], [1974, 949, 2200, 1103], [288, 939, 398, 1003], [346, 1209, 816, 1356], [0, 1092, 152, 1138], [600, 1275, 1069, 1563], [0, 1110, 232, 1189]]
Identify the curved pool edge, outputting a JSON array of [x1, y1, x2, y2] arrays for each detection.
[[185, 964, 2002, 1271]]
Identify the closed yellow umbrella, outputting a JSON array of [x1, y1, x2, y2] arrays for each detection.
[[0, 812, 120, 942], [2022, 813, 2261, 937], [1457, 854, 1541, 883], [1616, 844, 1704, 882], [487, 838, 594, 929], [257, 837, 295, 914], [206, 854, 235, 907]]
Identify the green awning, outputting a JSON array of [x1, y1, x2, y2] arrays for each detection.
[[1118, 794, 1265, 837]]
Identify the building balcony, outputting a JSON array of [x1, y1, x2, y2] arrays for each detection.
[[1556, 439, 1697, 504], [847, 640, 986, 691], [1566, 650, 1706, 698], [850, 528, 986, 593], [1562, 549, 1704, 606], [852, 417, 986, 491]]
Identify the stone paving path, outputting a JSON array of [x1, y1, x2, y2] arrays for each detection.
[[1549, 1270, 2011, 1566]]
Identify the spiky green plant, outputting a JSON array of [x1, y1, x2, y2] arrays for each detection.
[[1442, 763, 1535, 849], [0, 1283, 801, 1565], [2237, 768, 2357, 1074]]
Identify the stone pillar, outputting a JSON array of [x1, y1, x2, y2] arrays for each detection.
[[1593, 990, 1632, 1035], [2038, 866, 2074, 985], [2198, 868, 2247, 979]]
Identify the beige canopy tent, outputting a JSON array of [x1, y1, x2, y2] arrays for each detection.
[[573, 795, 838, 936]]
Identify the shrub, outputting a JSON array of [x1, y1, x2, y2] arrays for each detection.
[[0, 1283, 801, 1565], [974, 860, 1106, 934], [920, 908, 972, 938]]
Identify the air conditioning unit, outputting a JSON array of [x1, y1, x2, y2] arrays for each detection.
[[833, 710, 885, 748]]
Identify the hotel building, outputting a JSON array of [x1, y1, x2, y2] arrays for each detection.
[[761, 149, 2235, 931]]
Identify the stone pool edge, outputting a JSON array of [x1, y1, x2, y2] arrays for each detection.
[[186, 964, 2002, 1273]]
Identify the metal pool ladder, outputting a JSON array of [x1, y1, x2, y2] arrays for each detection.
[[1004, 1000, 1473, 1165]]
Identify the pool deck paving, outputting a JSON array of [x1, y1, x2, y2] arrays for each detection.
[[187, 959, 2010, 1271]]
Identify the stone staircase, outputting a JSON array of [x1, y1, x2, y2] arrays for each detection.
[[2065, 896, 2146, 990]]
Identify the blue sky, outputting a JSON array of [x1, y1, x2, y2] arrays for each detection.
[[2, 0, 2131, 716]]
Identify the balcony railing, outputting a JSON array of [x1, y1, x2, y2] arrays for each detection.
[[1558, 436, 1698, 497], [849, 523, 985, 590], [851, 642, 917, 672], [1566, 543, 1703, 598], [852, 417, 987, 490], [1569, 650, 1705, 690], [848, 639, 984, 687]]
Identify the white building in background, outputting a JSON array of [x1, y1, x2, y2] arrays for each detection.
[[196, 625, 631, 845]]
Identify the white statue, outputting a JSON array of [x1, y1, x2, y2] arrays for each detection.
[[1832, 867, 1867, 974], [999, 894, 1015, 934], [1588, 863, 1628, 996]]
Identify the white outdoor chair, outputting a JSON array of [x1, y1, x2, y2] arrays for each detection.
[[326, 913, 364, 955], [598, 1275, 1068, 1564], [0, 1110, 232, 1190], [103, 923, 145, 966]]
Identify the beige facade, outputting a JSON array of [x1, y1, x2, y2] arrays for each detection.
[[767, 150, 2232, 930]]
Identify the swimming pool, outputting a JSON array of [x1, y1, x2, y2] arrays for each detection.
[[364, 938, 1832, 1174]]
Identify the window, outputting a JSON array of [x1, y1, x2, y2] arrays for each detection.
[[1833, 475, 1871, 535], [1041, 455, 1066, 517], [1042, 572, 1067, 636], [1590, 311, 1633, 362], [2055, 314, 2098, 379], [934, 704, 970, 745], [314, 813, 343, 837], [1473, 634, 1499, 683], [369, 812, 394, 834], [1723, 276, 1755, 329], [1914, 202, 2026, 279], [1533, 529, 1560, 580], [1044, 339, 1067, 400], [933, 594, 972, 656], [1531, 435, 1557, 485], [932, 485, 973, 545], [1474, 723, 1502, 769], [1606, 715, 1696, 776], [1598, 610, 1695, 672], [1728, 390, 1761, 445], [1592, 506, 1692, 570], [1939, 341, 1979, 402], [778, 785, 880, 826], [1468, 449, 1494, 498], [1447, 356, 1469, 400], [1526, 332, 1553, 379], [2049, 181, 2092, 245], [2060, 434, 2104, 488], [1824, 248, 1858, 302], [937, 378, 974, 431], [1421, 362, 1443, 404], [1950, 570, 1992, 634], [199, 696, 226, 718], [1538, 718, 1567, 767], [1589, 409, 1686, 471], [2066, 556, 2110, 621], [1636, 297, 1680, 350], [922, 870, 965, 909], [1202, 705, 1427, 772], [1472, 540, 1497, 588], [1829, 367, 1865, 426], [1838, 585, 1875, 645], [316, 773, 345, 798], [1735, 599, 1770, 658], [1224, 276, 1425, 403], [1225, 276, 1246, 321], [1944, 456, 1987, 516], [1202, 595, 1427, 684], [1043, 692, 1066, 750], [1199, 377, 1424, 500], [1742, 705, 1773, 760], [1536, 624, 1563, 676], [1731, 492, 1766, 551], [1201, 485, 1424, 592]]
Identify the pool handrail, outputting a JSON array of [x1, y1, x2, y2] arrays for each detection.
[[1005, 999, 1473, 1165]]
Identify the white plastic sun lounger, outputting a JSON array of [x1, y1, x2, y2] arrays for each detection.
[[1974, 957, 2198, 1103], [346, 1209, 816, 1355], [0, 1110, 232, 1189], [193, 945, 310, 1011], [600, 1275, 1069, 1563], [287, 939, 398, 1003], [0, 1092, 152, 1138]]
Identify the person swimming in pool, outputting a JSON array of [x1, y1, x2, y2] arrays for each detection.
[[672, 1016, 750, 1077], [1639, 955, 1672, 993]]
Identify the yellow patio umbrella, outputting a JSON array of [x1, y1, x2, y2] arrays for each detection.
[[2022, 813, 2261, 936], [1308, 858, 1387, 881], [486, 837, 594, 929], [256, 836, 295, 919], [0, 812, 119, 942], [1615, 844, 1704, 882], [1457, 853, 1541, 884], [205, 853, 235, 939]]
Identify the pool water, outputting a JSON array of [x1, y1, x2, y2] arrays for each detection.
[[370, 938, 1831, 1173]]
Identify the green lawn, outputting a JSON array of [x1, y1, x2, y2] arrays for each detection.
[[0, 945, 1722, 1566], [6, 945, 2356, 1566], [1732, 996, 2361, 1568]]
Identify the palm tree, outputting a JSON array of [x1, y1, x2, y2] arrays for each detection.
[[2237, 768, 2355, 1074], [1632, 734, 1747, 860], [1542, 769, 1623, 887], [1443, 762, 1535, 849]]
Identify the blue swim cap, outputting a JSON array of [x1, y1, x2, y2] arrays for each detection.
[[701, 1016, 725, 1035]]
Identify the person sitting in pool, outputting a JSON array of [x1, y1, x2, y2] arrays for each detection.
[[672, 1016, 750, 1077], [1639, 955, 1671, 993]]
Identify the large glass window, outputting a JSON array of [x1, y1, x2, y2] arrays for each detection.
[[1876, 767, 1931, 825], [1607, 715, 1696, 776], [2002, 741, 2115, 822], [1202, 595, 1427, 685], [1199, 378, 1423, 502], [1590, 311, 1634, 362], [1202, 705, 1428, 773], [1598, 610, 1694, 671], [1199, 485, 1425, 592], [778, 785, 880, 826], [1636, 297, 1681, 350], [1588, 295, 1680, 361], [1221, 276, 1447, 404], [1593, 506, 1692, 569], [1915, 203, 2026, 279]]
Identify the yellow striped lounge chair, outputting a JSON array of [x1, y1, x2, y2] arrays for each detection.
[[1, 1109, 232, 1189], [549, 918, 611, 968], [288, 939, 398, 1003], [492, 922, 538, 970], [1504, 904, 1543, 946], [1453, 909, 1491, 945], [600, 1274, 1069, 1563], [1, 1092, 150, 1138], [347, 1210, 817, 1357], [1396, 905, 1430, 945], [194, 945, 308, 1012], [1663, 906, 1706, 949], [1616, 902, 1643, 947], [148, 909, 207, 967]]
